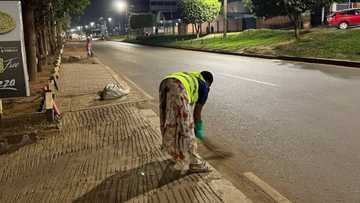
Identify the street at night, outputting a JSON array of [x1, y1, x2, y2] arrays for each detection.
[[2, 0, 360, 202], [94, 41, 360, 203]]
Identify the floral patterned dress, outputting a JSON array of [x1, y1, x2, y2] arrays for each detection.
[[159, 78, 198, 165]]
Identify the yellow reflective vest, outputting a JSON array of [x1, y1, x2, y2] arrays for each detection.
[[165, 71, 206, 105]]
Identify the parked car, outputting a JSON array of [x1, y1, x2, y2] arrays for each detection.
[[328, 8, 360, 29]]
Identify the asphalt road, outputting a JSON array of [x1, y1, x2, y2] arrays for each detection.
[[93, 41, 360, 203]]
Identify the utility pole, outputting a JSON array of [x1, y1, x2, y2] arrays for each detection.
[[223, 0, 228, 38]]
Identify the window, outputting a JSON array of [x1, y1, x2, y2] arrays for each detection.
[[342, 10, 357, 16], [151, 1, 164, 6], [151, 1, 176, 6]]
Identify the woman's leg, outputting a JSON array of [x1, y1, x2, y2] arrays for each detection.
[[159, 80, 167, 138]]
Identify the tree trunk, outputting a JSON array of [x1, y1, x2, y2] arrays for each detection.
[[36, 29, 43, 72], [50, 22, 57, 54], [295, 14, 302, 39], [40, 29, 48, 67], [195, 24, 200, 38], [294, 22, 300, 39], [47, 22, 56, 55], [56, 23, 63, 49], [42, 28, 49, 65], [23, 0, 37, 81], [46, 12, 56, 56], [289, 13, 302, 40]]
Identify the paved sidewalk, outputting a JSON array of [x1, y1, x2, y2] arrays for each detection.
[[0, 43, 252, 203]]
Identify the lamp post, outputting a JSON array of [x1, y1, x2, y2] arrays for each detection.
[[114, 1, 128, 34], [90, 22, 95, 36], [223, 0, 228, 38], [108, 18, 113, 35]]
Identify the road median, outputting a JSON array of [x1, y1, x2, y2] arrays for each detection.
[[123, 28, 360, 69]]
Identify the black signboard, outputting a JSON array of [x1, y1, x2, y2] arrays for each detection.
[[0, 1, 30, 98], [0, 41, 27, 96]]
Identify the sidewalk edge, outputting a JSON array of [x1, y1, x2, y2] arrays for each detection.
[[244, 172, 292, 203]]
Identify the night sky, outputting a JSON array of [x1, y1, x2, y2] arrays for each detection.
[[77, 0, 148, 25], [79, 0, 107, 24]]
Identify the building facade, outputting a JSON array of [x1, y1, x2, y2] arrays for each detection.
[[149, 0, 179, 20], [130, 0, 150, 13], [227, 0, 252, 19]]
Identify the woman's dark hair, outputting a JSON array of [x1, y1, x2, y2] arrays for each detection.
[[201, 71, 214, 86]]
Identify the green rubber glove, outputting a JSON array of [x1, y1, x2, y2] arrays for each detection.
[[195, 120, 204, 140]]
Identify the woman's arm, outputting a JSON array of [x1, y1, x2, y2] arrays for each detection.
[[194, 104, 205, 140], [194, 104, 203, 122]]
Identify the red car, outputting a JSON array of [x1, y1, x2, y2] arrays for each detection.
[[327, 8, 360, 29]]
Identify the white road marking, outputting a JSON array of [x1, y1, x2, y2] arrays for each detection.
[[217, 73, 279, 87]]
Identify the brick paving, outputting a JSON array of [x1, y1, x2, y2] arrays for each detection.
[[57, 63, 147, 113], [0, 43, 251, 203]]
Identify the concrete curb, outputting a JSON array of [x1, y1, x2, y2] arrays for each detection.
[[46, 48, 63, 122], [139, 108, 253, 203], [123, 41, 360, 69], [244, 172, 292, 203]]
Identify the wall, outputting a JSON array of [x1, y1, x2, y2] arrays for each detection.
[[178, 15, 244, 35], [256, 15, 311, 30], [256, 16, 293, 29]]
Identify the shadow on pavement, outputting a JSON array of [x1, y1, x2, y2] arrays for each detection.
[[73, 159, 187, 202]]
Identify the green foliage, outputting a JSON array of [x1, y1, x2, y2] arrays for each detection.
[[62, 0, 90, 15], [251, 0, 286, 17], [178, 0, 221, 24], [53, 0, 90, 20], [34, 0, 90, 22], [276, 29, 360, 61], [242, 0, 254, 14], [130, 28, 360, 62], [129, 29, 292, 50], [250, 0, 341, 18], [130, 14, 155, 29], [248, 0, 341, 38]]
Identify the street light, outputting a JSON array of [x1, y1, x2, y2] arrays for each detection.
[[108, 17, 112, 22], [113, 0, 129, 34], [114, 0, 127, 12], [90, 22, 95, 27]]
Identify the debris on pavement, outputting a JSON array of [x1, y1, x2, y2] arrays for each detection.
[[98, 83, 130, 100]]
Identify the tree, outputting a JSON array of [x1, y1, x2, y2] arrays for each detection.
[[23, 0, 90, 81], [23, 0, 37, 81], [178, 0, 221, 38], [246, 0, 340, 39]]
